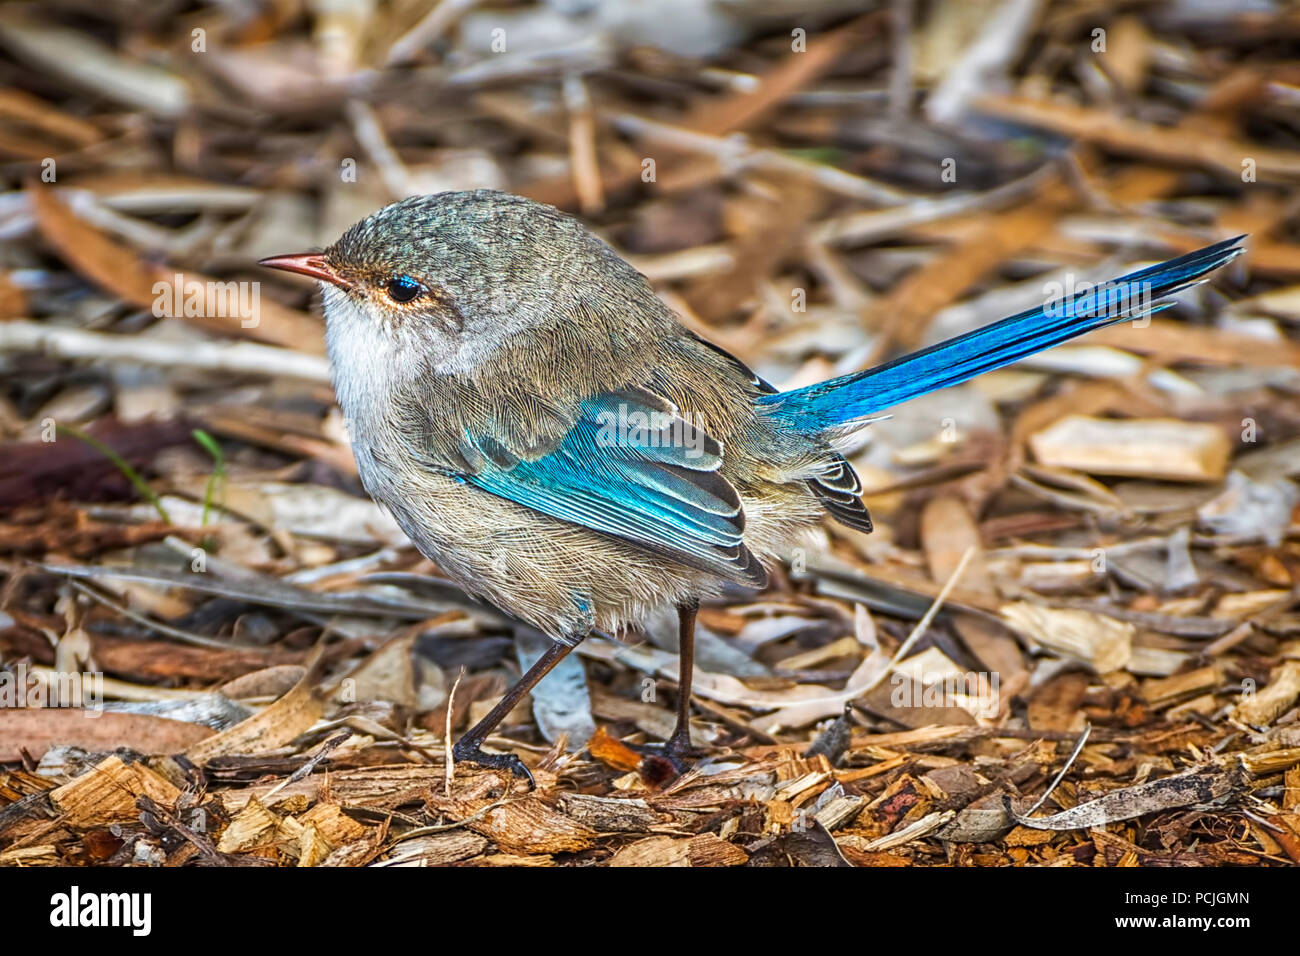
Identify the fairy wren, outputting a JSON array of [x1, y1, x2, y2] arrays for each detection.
[[262, 190, 1243, 783]]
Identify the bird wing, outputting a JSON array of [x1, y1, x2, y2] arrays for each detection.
[[420, 387, 767, 587], [686, 330, 872, 533]]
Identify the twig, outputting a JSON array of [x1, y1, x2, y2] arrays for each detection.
[[883, 545, 976, 674], [1017, 723, 1092, 819], [0, 320, 330, 382], [260, 732, 353, 802], [68, 579, 269, 651], [563, 73, 604, 214], [445, 668, 463, 796], [385, 0, 480, 67]]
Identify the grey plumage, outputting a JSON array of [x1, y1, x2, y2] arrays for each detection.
[[317, 190, 857, 641]]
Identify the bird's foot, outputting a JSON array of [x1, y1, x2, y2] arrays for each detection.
[[452, 738, 535, 790], [627, 733, 698, 778]]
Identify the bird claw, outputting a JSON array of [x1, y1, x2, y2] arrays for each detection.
[[626, 734, 698, 776], [452, 739, 536, 790]]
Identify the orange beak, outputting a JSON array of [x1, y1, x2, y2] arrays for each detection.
[[258, 253, 351, 289]]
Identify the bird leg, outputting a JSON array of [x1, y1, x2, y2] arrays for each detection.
[[451, 636, 581, 788], [627, 599, 701, 772], [665, 598, 700, 761]]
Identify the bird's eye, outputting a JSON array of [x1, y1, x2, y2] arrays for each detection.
[[385, 275, 422, 303]]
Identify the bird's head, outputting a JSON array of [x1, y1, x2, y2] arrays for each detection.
[[260, 189, 633, 374]]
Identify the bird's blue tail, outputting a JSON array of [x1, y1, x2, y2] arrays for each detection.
[[757, 236, 1245, 433]]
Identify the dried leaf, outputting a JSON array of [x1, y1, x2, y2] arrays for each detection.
[[0, 708, 213, 761]]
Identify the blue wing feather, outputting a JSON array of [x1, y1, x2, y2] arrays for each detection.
[[460, 391, 766, 586]]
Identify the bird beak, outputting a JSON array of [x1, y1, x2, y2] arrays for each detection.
[[258, 253, 350, 289]]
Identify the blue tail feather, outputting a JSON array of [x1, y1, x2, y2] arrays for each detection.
[[757, 236, 1245, 432]]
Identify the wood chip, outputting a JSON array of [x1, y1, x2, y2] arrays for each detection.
[[1029, 416, 1231, 482], [1235, 661, 1300, 727], [49, 755, 180, 827]]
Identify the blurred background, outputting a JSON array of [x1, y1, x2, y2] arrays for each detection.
[[1, 0, 1300, 867]]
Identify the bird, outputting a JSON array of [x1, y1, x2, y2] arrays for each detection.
[[261, 190, 1244, 784]]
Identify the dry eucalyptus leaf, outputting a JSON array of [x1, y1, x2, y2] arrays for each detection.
[[1007, 761, 1246, 831], [1000, 602, 1134, 673]]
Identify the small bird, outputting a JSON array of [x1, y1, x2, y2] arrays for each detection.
[[262, 190, 1243, 783]]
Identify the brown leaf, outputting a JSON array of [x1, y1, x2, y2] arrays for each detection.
[[27, 183, 325, 354], [0, 708, 213, 762], [185, 651, 325, 763], [588, 725, 643, 772], [977, 94, 1300, 181]]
